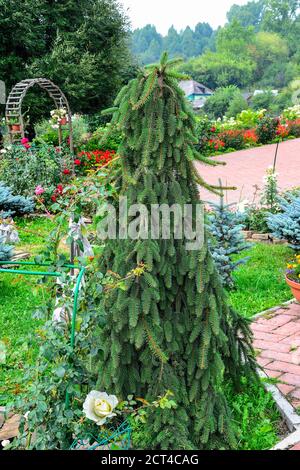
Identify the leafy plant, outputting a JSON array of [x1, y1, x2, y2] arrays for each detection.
[[267, 192, 300, 251], [0, 181, 34, 218], [260, 166, 279, 211], [244, 207, 270, 233], [286, 254, 300, 283], [0, 144, 71, 198], [208, 192, 250, 289], [256, 116, 279, 145], [97, 53, 257, 450]]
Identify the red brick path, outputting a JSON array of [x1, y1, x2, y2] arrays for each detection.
[[252, 302, 300, 410], [195, 138, 300, 204]]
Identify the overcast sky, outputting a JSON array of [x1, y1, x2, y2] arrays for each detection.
[[119, 0, 250, 34]]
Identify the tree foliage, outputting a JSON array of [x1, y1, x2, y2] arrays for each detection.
[[208, 193, 250, 289], [131, 23, 214, 64], [0, 0, 132, 120], [97, 54, 257, 450]]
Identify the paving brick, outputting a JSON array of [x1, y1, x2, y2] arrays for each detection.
[[260, 350, 300, 364], [256, 315, 294, 330], [252, 331, 285, 343], [284, 304, 300, 317], [256, 357, 273, 367], [280, 335, 300, 347], [196, 138, 300, 205], [266, 361, 300, 375], [291, 389, 300, 400], [291, 400, 300, 409], [277, 384, 295, 395], [265, 369, 283, 379], [280, 373, 300, 387], [253, 339, 291, 353], [273, 321, 300, 336], [290, 442, 300, 450], [251, 323, 278, 333]]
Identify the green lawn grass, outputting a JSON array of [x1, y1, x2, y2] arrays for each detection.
[[0, 217, 55, 405], [229, 242, 293, 318]]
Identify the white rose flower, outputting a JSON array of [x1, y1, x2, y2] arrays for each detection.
[[83, 391, 118, 426], [0, 149, 6, 154], [1, 439, 10, 448]]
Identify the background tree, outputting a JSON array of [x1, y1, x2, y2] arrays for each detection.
[[0, 0, 131, 122], [97, 54, 257, 450], [204, 86, 247, 119], [227, 0, 265, 28]]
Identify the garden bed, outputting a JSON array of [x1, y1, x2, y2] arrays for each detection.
[[0, 217, 294, 449]]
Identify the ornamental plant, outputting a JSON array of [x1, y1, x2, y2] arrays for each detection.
[[256, 116, 280, 145], [76, 149, 115, 174], [0, 234, 13, 261], [0, 182, 34, 218], [0, 144, 71, 199], [208, 192, 250, 289], [260, 166, 279, 212], [267, 192, 300, 251], [218, 129, 245, 151], [286, 255, 300, 284], [49, 108, 68, 128], [97, 53, 257, 450]]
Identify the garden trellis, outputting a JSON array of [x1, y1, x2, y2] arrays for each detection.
[[5, 78, 74, 154]]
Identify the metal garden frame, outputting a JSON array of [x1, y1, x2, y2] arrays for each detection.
[[0, 260, 86, 407]]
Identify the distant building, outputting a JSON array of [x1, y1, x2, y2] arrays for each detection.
[[179, 80, 213, 110]]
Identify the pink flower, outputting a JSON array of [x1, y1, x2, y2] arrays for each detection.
[[21, 137, 29, 145], [35, 185, 45, 196]]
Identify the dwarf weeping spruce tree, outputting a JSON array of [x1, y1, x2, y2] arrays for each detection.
[[98, 54, 257, 449]]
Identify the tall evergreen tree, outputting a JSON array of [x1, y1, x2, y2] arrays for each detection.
[[98, 54, 257, 450]]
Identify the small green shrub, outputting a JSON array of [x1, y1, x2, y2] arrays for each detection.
[[256, 116, 279, 145], [0, 144, 69, 197], [225, 378, 280, 450], [244, 208, 270, 233], [81, 124, 122, 152]]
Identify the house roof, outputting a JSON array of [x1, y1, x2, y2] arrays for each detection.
[[179, 80, 213, 97]]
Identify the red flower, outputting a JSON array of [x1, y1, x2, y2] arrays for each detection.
[[56, 184, 63, 194], [63, 169, 71, 175], [210, 127, 216, 133], [74, 159, 81, 165], [51, 195, 57, 202]]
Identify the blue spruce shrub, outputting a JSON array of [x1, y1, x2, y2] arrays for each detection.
[[208, 195, 250, 289], [0, 182, 35, 218], [0, 234, 13, 261], [267, 192, 300, 251], [0, 182, 34, 261]]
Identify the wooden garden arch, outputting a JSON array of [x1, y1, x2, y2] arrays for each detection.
[[5, 78, 74, 153]]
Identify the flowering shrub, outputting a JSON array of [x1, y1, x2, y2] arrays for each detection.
[[281, 105, 300, 122], [0, 144, 63, 197], [243, 129, 258, 145], [76, 149, 115, 173], [256, 116, 280, 145], [218, 129, 245, 150], [276, 124, 289, 139], [49, 108, 68, 128], [235, 109, 266, 129], [286, 255, 300, 284], [195, 104, 300, 156], [287, 119, 300, 138]]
